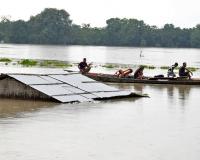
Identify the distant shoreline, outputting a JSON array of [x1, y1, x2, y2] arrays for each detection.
[[0, 43, 199, 49], [0, 8, 199, 48]]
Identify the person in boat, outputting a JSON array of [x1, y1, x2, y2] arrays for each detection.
[[179, 62, 193, 79], [134, 66, 144, 79], [114, 68, 133, 78], [167, 62, 178, 77], [78, 58, 92, 74]]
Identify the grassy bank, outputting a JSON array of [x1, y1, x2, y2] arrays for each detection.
[[0, 58, 199, 72], [0, 58, 73, 68]]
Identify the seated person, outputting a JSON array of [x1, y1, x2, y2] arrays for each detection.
[[78, 58, 92, 74], [134, 66, 144, 79], [114, 68, 133, 78], [179, 62, 193, 79], [167, 62, 178, 77]]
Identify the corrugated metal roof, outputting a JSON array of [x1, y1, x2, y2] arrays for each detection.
[[52, 95, 91, 103], [78, 83, 118, 92], [62, 86, 86, 94], [80, 93, 99, 99], [94, 91, 132, 98], [7, 73, 133, 103], [9, 75, 62, 85], [49, 74, 95, 86], [31, 84, 74, 96], [40, 76, 63, 84]]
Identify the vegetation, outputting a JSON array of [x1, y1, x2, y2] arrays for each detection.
[[140, 65, 156, 69], [0, 8, 200, 47], [39, 60, 72, 68], [8, 58, 73, 68], [160, 66, 169, 69], [0, 58, 12, 62], [187, 67, 198, 72], [19, 59, 37, 66], [102, 64, 116, 68]]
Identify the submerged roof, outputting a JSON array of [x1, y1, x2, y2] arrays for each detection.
[[7, 72, 133, 103]]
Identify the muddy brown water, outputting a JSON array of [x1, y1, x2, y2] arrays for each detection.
[[0, 83, 200, 160], [0, 44, 200, 160]]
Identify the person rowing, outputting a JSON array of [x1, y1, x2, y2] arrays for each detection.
[[179, 62, 193, 79], [167, 62, 178, 77], [114, 68, 133, 78], [78, 58, 92, 74]]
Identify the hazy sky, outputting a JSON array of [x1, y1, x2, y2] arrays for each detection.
[[0, 0, 199, 28]]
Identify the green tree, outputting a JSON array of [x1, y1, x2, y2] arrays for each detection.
[[28, 8, 72, 44], [9, 20, 28, 43], [0, 16, 12, 42], [191, 25, 200, 47], [105, 18, 147, 46], [0, 9, 199, 48], [71, 24, 105, 45]]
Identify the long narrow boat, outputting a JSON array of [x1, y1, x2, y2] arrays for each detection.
[[86, 73, 200, 85]]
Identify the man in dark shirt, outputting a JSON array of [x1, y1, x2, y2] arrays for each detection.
[[179, 62, 193, 79], [78, 58, 92, 74], [167, 62, 178, 77]]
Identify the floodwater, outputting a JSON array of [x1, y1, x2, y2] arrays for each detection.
[[1, 43, 200, 67], [0, 44, 200, 160]]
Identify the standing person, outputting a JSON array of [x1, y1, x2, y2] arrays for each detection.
[[134, 66, 144, 79], [179, 62, 193, 79], [78, 58, 92, 74], [167, 62, 178, 77]]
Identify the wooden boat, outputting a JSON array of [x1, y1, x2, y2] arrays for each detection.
[[86, 73, 200, 85]]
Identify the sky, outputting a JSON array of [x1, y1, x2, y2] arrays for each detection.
[[0, 0, 199, 28]]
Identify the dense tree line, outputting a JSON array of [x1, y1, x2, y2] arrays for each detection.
[[0, 8, 200, 48]]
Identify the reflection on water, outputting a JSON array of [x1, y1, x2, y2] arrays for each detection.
[[110, 83, 200, 109], [0, 99, 55, 118], [0, 97, 141, 119]]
